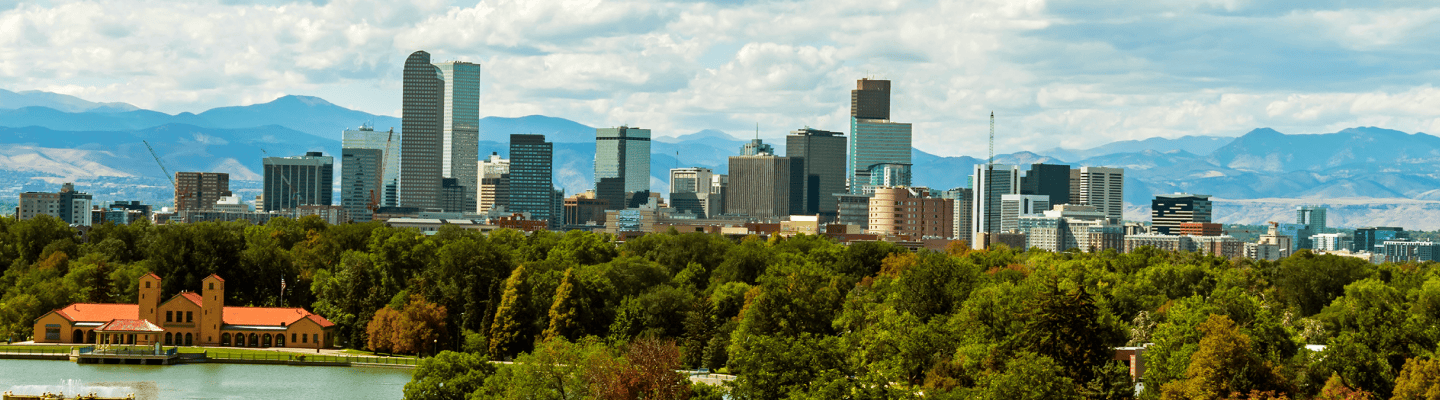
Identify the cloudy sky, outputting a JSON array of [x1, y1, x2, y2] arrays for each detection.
[[2, 0, 1439, 157]]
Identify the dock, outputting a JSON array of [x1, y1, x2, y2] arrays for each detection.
[[71, 346, 180, 366]]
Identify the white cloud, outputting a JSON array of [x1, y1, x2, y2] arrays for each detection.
[[2, 0, 1440, 157]]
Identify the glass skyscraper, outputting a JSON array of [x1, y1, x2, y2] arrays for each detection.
[[786, 128, 846, 216], [594, 126, 651, 209], [262, 152, 335, 212], [847, 79, 911, 193], [341, 125, 400, 208], [435, 61, 481, 213], [509, 134, 555, 225]]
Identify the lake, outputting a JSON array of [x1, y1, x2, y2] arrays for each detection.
[[0, 359, 412, 399]]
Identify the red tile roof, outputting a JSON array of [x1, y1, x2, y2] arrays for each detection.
[[143, 273, 161, 280], [303, 314, 336, 328], [95, 319, 163, 332], [205, 274, 225, 282], [179, 292, 203, 307], [222, 307, 319, 327], [53, 303, 138, 323]]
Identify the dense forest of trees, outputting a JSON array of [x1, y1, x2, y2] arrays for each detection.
[[4, 214, 1440, 399]]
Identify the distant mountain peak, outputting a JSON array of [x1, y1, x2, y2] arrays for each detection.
[[271, 95, 336, 107]]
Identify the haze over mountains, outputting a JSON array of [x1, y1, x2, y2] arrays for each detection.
[[3, 90, 1440, 228]]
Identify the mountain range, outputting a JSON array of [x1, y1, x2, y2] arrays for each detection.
[[4, 89, 1440, 228]]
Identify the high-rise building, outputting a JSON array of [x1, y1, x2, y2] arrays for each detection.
[[709, 174, 728, 216], [399, 50, 445, 211], [477, 153, 510, 214], [786, 128, 846, 217], [595, 126, 651, 210], [435, 61, 481, 213], [563, 193, 609, 227], [740, 138, 775, 156], [1074, 166, 1125, 221], [1312, 233, 1350, 252], [340, 147, 383, 222], [1151, 193, 1213, 235], [1354, 227, 1406, 253], [865, 163, 912, 189], [262, 152, 334, 212], [1000, 194, 1050, 233], [509, 134, 555, 226], [867, 187, 954, 239], [341, 125, 400, 208], [848, 79, 911, 193], [670, 168, 713, 218], [18, 183, 92, 226], [727, 155, 797, 220], [175, 172, 232, 212], [1295, 205, 1328, 249], [943, 188, 974, 243], [1021, 163, 1071, 205], [971, 164, 1020, 249]]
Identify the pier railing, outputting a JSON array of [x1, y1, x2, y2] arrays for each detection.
[[204, 351, 419, 366], [0, 347, 69, 356]]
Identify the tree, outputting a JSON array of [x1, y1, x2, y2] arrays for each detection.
[[489, 264, 531, 359], [404, 350, 496, 400], [1159, 314, 1291, 400], [1010, 280, 1123, 385], [595, 338, 692, 400], [1390, 357, 1440, 400], [366, 307, 401, 354], [542, 268, 579, 341]]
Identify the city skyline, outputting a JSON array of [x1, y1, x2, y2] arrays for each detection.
[[4, 1, 1440, 158]]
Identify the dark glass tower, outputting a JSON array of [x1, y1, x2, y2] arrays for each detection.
[[509, 134, 555, 226], [1021, 163, 1071, 206], [399, 50, 445, 211], [786, 128, 846, 217]]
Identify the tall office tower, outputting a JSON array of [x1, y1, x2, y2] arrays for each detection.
[[435, 61, 481, 213], [740, 138, 775, 156], [1000, 194, 1050, 233], [1074, 166, 1125, 221], [1353, 227, 1406, 253], [971, 164, 1020, 249], [175, 172, 232, 211], [1022, 163, 1071, 205], [848, 79, 910, 193], [342, 125, 400, 207], [262, 152, 334, 212], [727, 155, 797, 219], [943, 188, 974, 242], [399, 50, 445, 211], [477, 153, 510, 214], [709, 174, 728, 216], [18, 183, 93, 226], [509, 134, 555, 225], [786, 128, 846, 217], [868, 187, 954, 239], [340, 147, 383, 222], [670, 167, 713, 218], [1151, 193, 1213, 235], [1297, 205, 1327, 231], [595, 126, 651, 210]]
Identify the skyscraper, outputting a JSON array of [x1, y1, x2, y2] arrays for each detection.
[[727, 155, 797, 220], [341, 125, 399, 208], [1074, 166, 1125, 221], [434, 61, 481, 213], [595, 126, 651, 210], [175, 172, 232, 211], [262, 152, 334, 212], [943, 187, 974, 242], [509, 134, 555, 225], [971, 164, 1020, 249], [1151, 193, 1212, 235], [848, 79, 911, 193], [340, 147, 383, 222], [399, 50, 445, 211], [740, 138, 775, 156], [1021, 163, 1071, 205], [478, 153, 510, 214], [786, 128, 846, 216], [1000, 194, 1050, 233]]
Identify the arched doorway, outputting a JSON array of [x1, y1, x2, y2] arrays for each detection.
[[185, 333, 193, 346], [165, 332, 173, 345], [248, 333, 258, 347], [261, 334, 272, 347], [72, 329, 84, 343], [275, 333, 285, 347], [220, 333, 230, 346]]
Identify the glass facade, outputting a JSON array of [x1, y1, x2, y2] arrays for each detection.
[[848, 118, 912, 193], [509, 134, 555, 224], [435, 61, 481, 213], [399, 50, 445, 211], [262, 152, 335, 212], [342, 126, 400, 208]]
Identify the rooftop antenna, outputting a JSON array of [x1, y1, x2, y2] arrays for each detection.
[[988, 111, 995, 165], [755, 122, 759, 140]]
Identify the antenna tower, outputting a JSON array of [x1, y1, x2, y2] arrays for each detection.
[[988, 112, 995, 165]]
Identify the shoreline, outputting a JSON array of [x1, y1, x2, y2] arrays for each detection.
[[0, 345, 418, 369]]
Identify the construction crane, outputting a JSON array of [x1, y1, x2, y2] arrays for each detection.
[[367, 128, 395, 216], [988, 111, 995, 165], [144, 140, 187, 210]]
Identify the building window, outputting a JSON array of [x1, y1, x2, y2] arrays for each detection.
[[45, 327, 60, 341], [209, 283, 214, 290], [166, 311, 173, 322], [146, 281, 151, 288], [186, 311, 193, 323], [293, 333, 299, 343]]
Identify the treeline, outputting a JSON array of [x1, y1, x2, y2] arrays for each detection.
[[4, 214, 1440, 398]]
